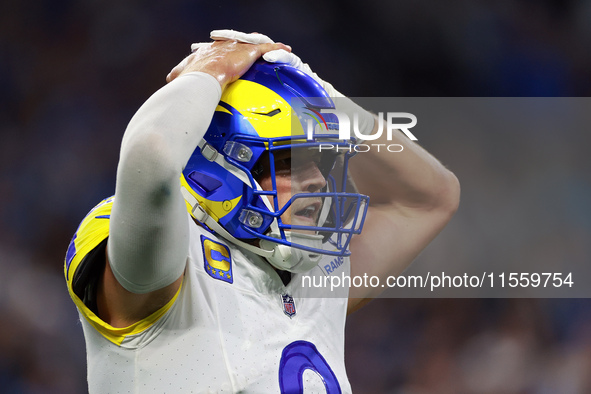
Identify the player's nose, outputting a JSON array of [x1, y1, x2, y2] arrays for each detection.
[[298, 162, 326, 193]]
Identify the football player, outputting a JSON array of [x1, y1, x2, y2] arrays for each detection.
[[65, 31, 459, 393]]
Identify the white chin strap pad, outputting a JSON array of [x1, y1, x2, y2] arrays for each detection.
[[260, 231, 324, 273], [253, 179, 324, 273]]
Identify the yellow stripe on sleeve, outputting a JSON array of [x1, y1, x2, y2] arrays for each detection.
[[70, 280, 183, 346], [64, 197, 183, 345]]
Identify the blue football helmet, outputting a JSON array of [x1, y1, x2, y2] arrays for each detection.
[[180, 60, 368, 272]]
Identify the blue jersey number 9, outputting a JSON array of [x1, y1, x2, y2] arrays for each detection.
[[278, 340, 341, 393]]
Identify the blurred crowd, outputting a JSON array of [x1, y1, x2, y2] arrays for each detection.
[[1, 0, 591, 392]]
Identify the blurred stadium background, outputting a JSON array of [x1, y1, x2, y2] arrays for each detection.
[[1, 0, 591, 392]]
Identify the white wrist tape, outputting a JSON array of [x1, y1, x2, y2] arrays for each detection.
[[210, 29, 274, 44]]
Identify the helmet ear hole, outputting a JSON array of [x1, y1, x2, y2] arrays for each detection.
[[252, 162, 264, 179], [187, 171, 223, 195], [251, 150, 271, 182]]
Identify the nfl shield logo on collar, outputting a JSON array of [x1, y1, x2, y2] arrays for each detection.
[[281, 294, 296, 318]]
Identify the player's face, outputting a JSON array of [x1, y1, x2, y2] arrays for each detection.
[[258, 149, 327, 228]]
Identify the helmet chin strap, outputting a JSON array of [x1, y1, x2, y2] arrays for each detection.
[[253, 179, 324, 273], [181, 186, 323, 273], [260, 231, 323, 273]]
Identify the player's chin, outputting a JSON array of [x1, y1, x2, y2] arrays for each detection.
[[289, 215, 320, 235]]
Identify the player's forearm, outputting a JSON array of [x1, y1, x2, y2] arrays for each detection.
[[347, 115, 459, 304], [108, 72, 221, 294], [351, 116, 460, 212]]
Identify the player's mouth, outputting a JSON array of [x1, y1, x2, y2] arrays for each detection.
[[292, 201, 322, 226]]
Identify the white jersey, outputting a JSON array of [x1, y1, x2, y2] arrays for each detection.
[[65, 197, 352, 393]]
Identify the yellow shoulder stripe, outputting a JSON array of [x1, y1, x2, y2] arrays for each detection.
[[70, 280, 183, 346], [64, 197, 112, 283], [65, 197, 183, 345]]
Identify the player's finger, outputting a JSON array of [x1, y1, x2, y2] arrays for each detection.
[[190, 42, 211, 53], [257, 42, 292, 56], [262, 49, 324, 87], [166, 55, 191, 83], [263, 49, 298, 65]]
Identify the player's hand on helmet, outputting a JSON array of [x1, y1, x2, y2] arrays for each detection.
[[206, 29, 375, 138], [166, 39, 291, 89], [206, 29, 344, 98]]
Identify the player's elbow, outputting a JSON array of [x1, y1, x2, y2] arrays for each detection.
[[433, 168, 461, 219], [117, 133, 181, 204]]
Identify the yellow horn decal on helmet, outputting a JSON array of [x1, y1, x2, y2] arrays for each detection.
[[215, 105, 232, 115], [221, 80, 305, 138], [180, 176, 242, 221]]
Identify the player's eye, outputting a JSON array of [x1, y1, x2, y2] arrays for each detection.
[[277, 157, 292, 168], [272, 151, 293, 174]]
